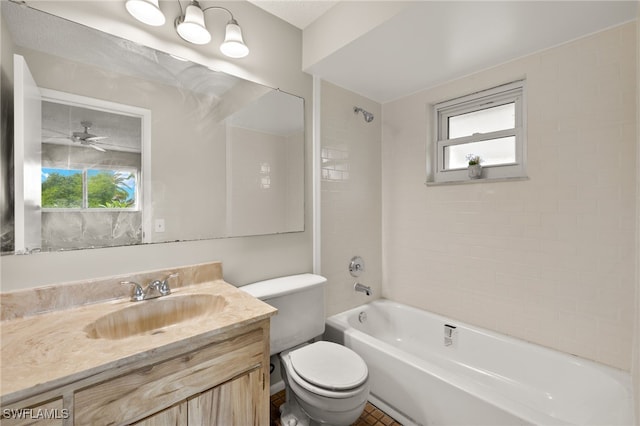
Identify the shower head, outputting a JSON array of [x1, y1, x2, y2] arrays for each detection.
[[354, 106, 374, 123]]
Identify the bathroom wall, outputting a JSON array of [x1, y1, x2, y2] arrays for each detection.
[[320, 81, 382, 316], [0, 1, 313, 291], [382, 23, 636, 370]]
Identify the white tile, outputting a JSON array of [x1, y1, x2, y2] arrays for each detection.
[[380, 22, 636, 370]]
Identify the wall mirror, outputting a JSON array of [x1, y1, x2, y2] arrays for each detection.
[[1, 1, 305, 255]]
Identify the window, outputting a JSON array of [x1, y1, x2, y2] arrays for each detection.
[[433, 80, 526, 183], [42, 167, 138, 210]]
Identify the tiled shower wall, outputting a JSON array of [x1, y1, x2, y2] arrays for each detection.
[[382, 23, 636, 370], [321, 81, 382, 317]]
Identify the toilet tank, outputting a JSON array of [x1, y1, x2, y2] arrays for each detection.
[[241, 274, 326, 355]]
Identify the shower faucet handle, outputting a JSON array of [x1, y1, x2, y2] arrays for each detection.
[[349, 256, 365, 277]]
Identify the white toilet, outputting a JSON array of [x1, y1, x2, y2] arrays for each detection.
[[241, 274, 370, 426]]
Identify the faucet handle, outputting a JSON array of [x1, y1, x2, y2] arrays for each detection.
[[121, 281, 144, 301], [159, 273, 178, 296]]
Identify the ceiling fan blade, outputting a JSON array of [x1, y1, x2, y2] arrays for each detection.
[[86, 136, 108, 142], [42, 128, 70, 137]]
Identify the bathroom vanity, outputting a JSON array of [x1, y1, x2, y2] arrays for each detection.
[[0, 262, 276, 425]]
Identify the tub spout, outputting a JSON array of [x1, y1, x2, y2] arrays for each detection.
[[354, 282, 372, 296]]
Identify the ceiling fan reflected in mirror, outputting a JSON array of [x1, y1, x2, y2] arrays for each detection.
[[70, 121, 108, 151]]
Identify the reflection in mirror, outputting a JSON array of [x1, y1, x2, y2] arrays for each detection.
[[0, 1, 305, 255], [40, 90, 150, 250], [226, 90, 304, 236]]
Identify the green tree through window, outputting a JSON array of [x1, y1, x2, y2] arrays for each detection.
[[42, 168, 137, 209], [42, 170, 82, 208], [88, 171, 135, 208]]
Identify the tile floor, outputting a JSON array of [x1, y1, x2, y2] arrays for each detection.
[[270, 390, 402, 426]]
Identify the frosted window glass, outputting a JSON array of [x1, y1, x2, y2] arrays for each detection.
[[448, 103, 515, 139], [445, 136, 516, 169]]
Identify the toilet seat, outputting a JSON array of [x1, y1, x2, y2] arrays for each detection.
[[288, 341, 368, 391]]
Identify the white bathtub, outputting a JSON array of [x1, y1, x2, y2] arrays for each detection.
[[324, 299, 635, 426]]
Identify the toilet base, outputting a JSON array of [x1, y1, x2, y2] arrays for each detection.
[[280, 399, 311, 426], [279, 387, 367, 426]]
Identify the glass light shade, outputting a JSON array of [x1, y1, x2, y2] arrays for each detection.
[[125, 0, 165, 26], [220, 20, 249, 58], [176, 2, 211, 45]]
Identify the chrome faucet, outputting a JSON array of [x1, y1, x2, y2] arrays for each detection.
[[121, 273, 178, 302], [354, 282, 372, 296]]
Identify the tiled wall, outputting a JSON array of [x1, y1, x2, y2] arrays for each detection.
[[321, 81, 382, 316], [382, 23, 636, 370]]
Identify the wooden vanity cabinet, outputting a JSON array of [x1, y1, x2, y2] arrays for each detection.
[[2, 320, 270, 426], [131, 369, 264, 426], [75, 321, 269, 426], [133, 367, 263, 426]]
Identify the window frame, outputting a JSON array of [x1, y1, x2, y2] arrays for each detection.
[[432, 80, 527, 183], [42, 166, 140, 212], [40, 87, 152, 241]]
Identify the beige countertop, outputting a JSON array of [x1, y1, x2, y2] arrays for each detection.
[[0, 278, 276, 404]]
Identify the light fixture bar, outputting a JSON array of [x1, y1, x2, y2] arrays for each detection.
[[126, 0, 250, 58]]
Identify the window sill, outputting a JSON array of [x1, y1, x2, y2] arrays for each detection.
[[425, 176, 529, 187]]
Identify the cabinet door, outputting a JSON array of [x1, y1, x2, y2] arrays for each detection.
[[187, 369, 266, 426], [130, 403, 187, 426]]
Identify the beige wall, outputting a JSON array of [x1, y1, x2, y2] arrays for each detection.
[[1, 1, 313, 291], [320, 81, 382, 316], [382, 23, 636, 370]]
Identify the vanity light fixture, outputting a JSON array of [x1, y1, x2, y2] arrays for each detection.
[[125, 0, 249, 58], [175, 0, 211, 44], [220, 18, 249, 58], [125, 0, 166, 26]]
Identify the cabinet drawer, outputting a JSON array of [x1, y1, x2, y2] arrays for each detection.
[[74, 328, 264, 425]]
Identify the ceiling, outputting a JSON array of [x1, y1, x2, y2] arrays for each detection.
[[249, 1, 638, 103], [247, 0, 339, 29]]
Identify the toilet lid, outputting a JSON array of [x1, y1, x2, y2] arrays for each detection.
[[289, 341, 368, 391]]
